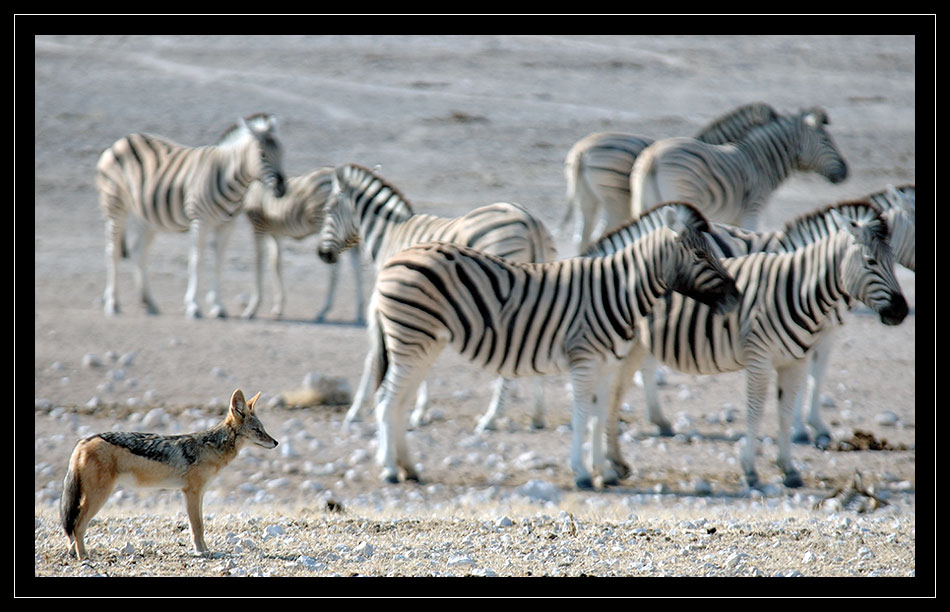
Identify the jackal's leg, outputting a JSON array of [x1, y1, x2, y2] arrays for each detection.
[[183, 486, 209, 554], [70, 474, 116, 560]]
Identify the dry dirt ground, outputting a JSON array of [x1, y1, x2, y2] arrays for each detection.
[[26, 30, 930, 596]]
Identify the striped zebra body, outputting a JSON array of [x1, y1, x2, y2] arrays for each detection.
[[562, 103, 779, 253], [370, 202, 740, 489], [630, 108, 848, 230], [641, 194, 915, 445], [601, 207, 906, 488], [97, 113, 286, 319], [241, 167, 363, 321], [317, 164, 557, 433]]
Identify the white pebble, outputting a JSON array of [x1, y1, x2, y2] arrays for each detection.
[[447, 555, 475, 567], [875, 411, 899, 427], [355, 541, 374, 558], [496, 516, 514, 528], [142, 408, 167, 429], [82, 353, 102, 368]]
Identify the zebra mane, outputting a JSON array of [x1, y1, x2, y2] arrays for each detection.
[[341, 163, 415, 214], [697, 102, 779, 144], [216, 113, 277, 145], [583, 201, 710, 257], [782, 199, 890, 246]]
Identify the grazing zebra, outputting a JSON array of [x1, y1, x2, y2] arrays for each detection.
[[368, 202, 741, 489], [600, 204, 906, 488], [630, 107, 849, 230], [629, 192, 916, 446], [317, 164, 557, 433], [97, 113, 286, 319], [561, 102, 779, 253], [241, 167, 363, 322]]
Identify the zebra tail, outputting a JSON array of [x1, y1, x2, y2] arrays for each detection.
[[60, 461, 82, 539], [370, 297, 389, 391]]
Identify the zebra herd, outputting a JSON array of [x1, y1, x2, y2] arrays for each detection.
[[95, 105, 915, 491]]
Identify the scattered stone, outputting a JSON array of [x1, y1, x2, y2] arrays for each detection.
[[82, 353, 102, 368]]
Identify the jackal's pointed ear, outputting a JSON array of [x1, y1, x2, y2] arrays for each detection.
[[247, 391, 262, 413], [229, 389, 248, 419]]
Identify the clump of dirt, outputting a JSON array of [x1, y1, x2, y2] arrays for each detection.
[[830, 429, 909, 452]]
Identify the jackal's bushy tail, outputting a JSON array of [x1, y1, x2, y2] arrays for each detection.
[[60, 461, 82, 539]]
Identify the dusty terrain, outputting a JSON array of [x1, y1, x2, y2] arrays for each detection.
[[28, 32, 927, 595]]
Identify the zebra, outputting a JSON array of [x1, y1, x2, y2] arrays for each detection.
[[561, 102, 779, 253], [241, 167, 363, 322], [598, 204, 906, 488], [368, 202, 741, 489], [868, 184, 915, 272], [316, 163, 557, 433], [630, 191, 916, 447], [630, 107, 849, 230], [96, 113, 286, 319]]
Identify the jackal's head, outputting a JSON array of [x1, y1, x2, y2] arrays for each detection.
[[228, 389, 279, 449]]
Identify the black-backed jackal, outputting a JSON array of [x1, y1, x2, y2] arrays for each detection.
[[59, 389, 278, 560]]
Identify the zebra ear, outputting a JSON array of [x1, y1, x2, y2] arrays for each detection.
[[803, 108, 829, 128], [829, 207, 861, 237], [663, 205, 686, 234]]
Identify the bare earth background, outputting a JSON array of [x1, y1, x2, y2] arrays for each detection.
[[28, 31, 928, 595]]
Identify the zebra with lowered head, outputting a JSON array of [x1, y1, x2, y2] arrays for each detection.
[[96, 113, 286, 319], [562, 102, 779, 253], [598, 202, 906, 489], [368, 202, 741, 489], [241, 167, 363, 322], [317, 163, 557, 433], [630, 107, 849, 230]]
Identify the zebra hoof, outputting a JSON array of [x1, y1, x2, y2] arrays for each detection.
[[208, 305, 227, 319], [814, 434, 832, 450], [575, 476, 595, 490], [104, 303, 119, 316], [530, 418, 546, 431], [656, 423, 675, 437], [791, 431, 811, 445], [381, 470, 400, 484], [783, 472, 804, 488], [611, 461, 632, 481], [744, 472, 761, 490], [601, 471, 620, 488], [403, 470, 421, 483]]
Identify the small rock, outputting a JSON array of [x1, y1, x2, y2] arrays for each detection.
[[875, 411, 899, 427], [354, 541, 374, 558], [496, 516, 514, 528], [82, 353, 102, 368], [447, 555, 475, 567], [119, 542, 135, 555]]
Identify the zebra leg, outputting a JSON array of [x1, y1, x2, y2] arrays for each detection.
[[184, 219, 207, 319], [568, 360, 619, 489], [352, 248, 366, 326], [798, 333, 837, 449], [241, 230, 267, 320], [103, 214, 125, 316], [530, 379, 546, 430], [409, 380, 430, 427], [740, 360, 771, 489], [641, 353, 674, 436], [268, 234, 285, 319], [606, 343, 649, 481], [314, 259, 339, 323], [592, 360, 622, 487], [205, 221, 236, 319], [129, 223, 159, 315], [475, 377, 512, 433], [343, 342, 377, 427], [374, 344, 443, 483], [776, 360, 809, 488]]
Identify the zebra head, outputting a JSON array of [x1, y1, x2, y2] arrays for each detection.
[[877, 184, 916, 272], [795, 108, 848, 184], [658, 203, 742, 315], [241, 113, 287, 198], [317, 165, 363, 264], [830, 208, 908, 326]]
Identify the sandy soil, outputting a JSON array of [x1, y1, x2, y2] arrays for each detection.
[[28, 32, 928, 595]]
